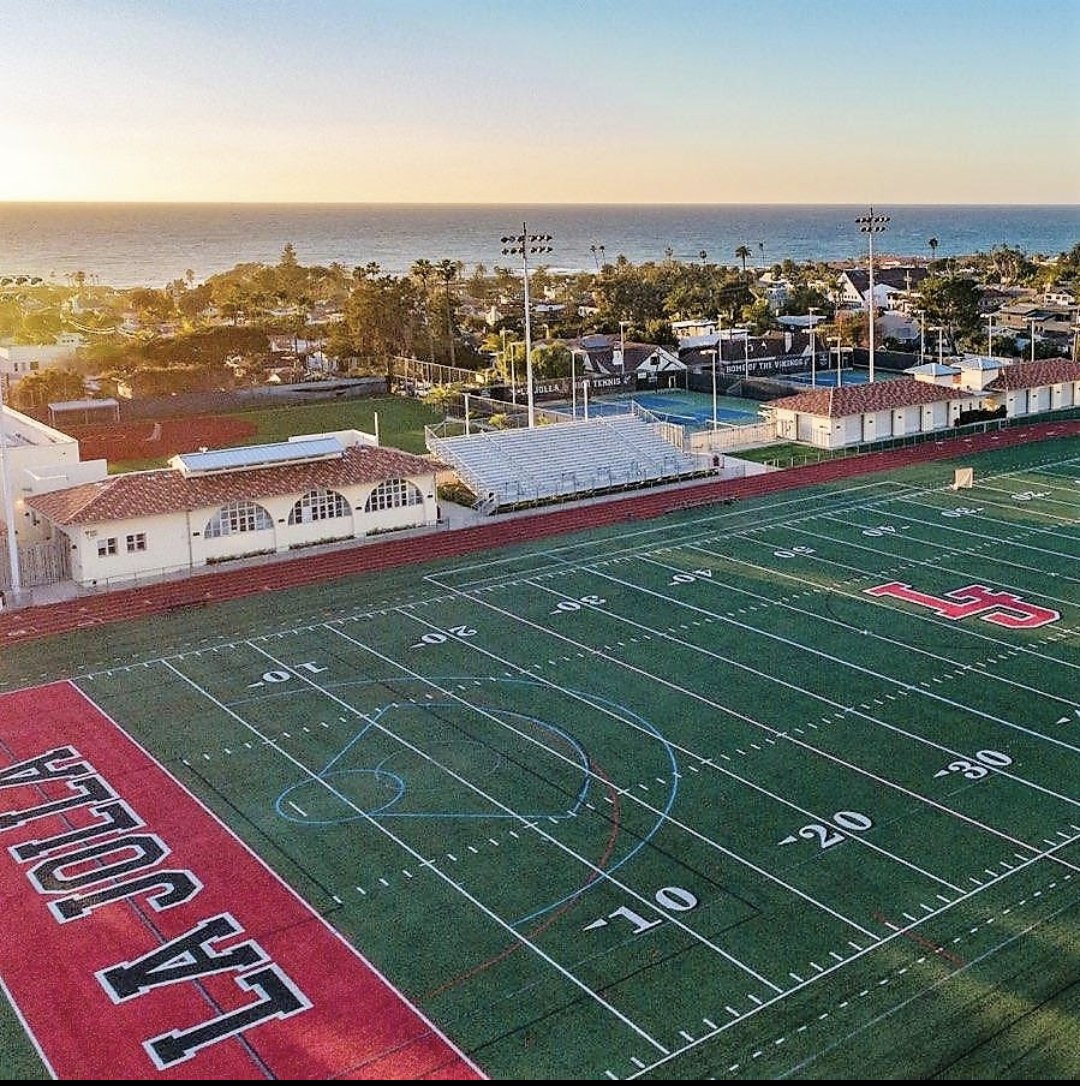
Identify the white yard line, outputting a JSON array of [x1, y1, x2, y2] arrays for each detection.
[[421, 570, 1080, 879], [159, 656, 671, 1056], [581, 565, 1080, 812], [306, 629, 786, 994]]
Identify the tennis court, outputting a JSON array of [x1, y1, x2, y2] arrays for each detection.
[[561, 389, 763, 428], [1, 436, 1078, 1079], [784, 368, 875, 388]]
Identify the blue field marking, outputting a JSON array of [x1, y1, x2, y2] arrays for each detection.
[[511, 687, 679, 928], [269, 673, 678, 924], [275, 696, 592, 825]]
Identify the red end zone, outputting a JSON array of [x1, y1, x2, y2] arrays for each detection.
[[0, 682, 484, 1080]]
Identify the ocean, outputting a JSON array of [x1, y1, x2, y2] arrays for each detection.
[[0, 203, 1077, 289]]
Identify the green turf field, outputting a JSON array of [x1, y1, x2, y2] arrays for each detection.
[[2, 437, 1078, 1079]]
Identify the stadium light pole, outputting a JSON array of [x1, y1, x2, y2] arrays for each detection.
[[618, 319, 631, 371], [986, 313, 994, 359], [570, 347, 587, 418], [807, 307, 819, 387], [0, 373, 21, 600], [830, 335, 842, 387], [501, 223, 553, 427], [713, 313, 723, 430], [1030, 316, 1037, 363], [856, 206, 889, 384]]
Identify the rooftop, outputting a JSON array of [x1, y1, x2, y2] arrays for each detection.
[[27, 444, 441, 526]]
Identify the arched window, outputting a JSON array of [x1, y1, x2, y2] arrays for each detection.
[[204, 500, 274, 539], [364, 478, 424, 512], [288, 488, 351, 525]]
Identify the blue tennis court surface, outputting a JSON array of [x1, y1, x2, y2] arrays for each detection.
[[785, 368, 871, 388], [560, 390, 764, 428]]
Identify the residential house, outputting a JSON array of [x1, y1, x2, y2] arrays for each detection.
[[0, 337, 86, 386], [836, 266, 929, 311]]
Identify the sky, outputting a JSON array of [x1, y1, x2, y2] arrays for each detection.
[[2, 0, 1078, 205]]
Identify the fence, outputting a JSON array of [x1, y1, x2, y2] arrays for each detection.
[[0, 538, 70, 592], [687, 421, 778, 453], [392, 356, 488, 388]]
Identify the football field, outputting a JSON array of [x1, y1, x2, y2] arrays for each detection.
[[1, 437, 1078, 1079]]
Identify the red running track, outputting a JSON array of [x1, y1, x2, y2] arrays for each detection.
[[1, 422, 1076, 648]]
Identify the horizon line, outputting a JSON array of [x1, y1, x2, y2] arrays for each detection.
[[1, 199, 1078, 209]]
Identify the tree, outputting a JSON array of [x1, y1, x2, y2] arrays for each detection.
[[916, 274, 982, 347], [735, 245, 752, 274], [436, 259, 462, 366], [740, 297, 775, 335], [327, 274, 420, 378], [9, 368, 86, 411], [928, 237, 939, 264], [410, 259, 437, 362]]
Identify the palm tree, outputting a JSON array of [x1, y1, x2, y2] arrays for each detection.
[[436, 259, 461, 366], [590, 244, 599, 271], [758, 241, 765, 271], [699, 250, 708, 266], [735, 245, 752, 274], [928, 237, 939, 265], [410, 259, 436, 362]]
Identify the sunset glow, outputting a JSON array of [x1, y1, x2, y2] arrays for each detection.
[[1, 0, 1077, 204]]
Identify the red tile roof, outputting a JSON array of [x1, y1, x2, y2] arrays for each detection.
[[985, 359, 1080, 391], [27, 445, 442, 526], [767, 378, 976, 418]]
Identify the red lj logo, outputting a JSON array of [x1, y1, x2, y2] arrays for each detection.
[[864, 582, 1060, 629]]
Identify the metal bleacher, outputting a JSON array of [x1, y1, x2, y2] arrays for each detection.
[[427, 415, 709, 513]]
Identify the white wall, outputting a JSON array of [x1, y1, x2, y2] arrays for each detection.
[[60, 472, 439, 587], [70, 513, 193, 587], [1049, 383, 1076, 410], [892, 406, 921, 436], [1, 406, 108, 544]]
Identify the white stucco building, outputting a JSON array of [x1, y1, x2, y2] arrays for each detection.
[[26, 430, 443, 588], [984, 358, 1080, 415], [766, 379, 982, 448], [0, 406, 108, 545], [0, 337, 85, 384], [765, 358, 1080, 450]]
